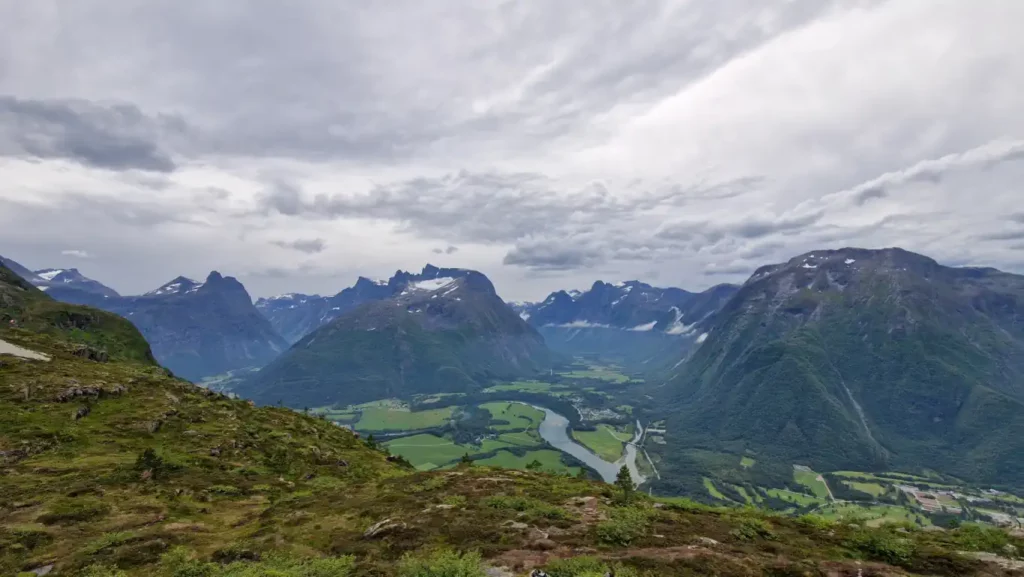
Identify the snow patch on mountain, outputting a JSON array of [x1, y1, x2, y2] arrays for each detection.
[[36, 269, 64, 282], [412, 277, 456, 291]]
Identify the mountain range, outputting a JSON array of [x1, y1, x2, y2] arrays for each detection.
[[0, 256, 286, 381], [237, 265, 554, 408], [3, 257, 999, 577], [652, 247, 1024, 492], [516, 280, 738, 370], [255, 277, 395, 343]]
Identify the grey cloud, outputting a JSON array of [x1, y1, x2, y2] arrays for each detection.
[[263, 171, 763, 246], [977, 230, 1024, 242], [0, 2, 854, 164], [0, 96, 183, 171], [502, 242, 605, 271], [838, 139, 1024, 207], [432, 246, 459, 254], [271, 238, 327, 254]]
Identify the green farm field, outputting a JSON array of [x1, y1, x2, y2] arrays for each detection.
[[571, 423, 630, 461], [476, 449, 581, 476]]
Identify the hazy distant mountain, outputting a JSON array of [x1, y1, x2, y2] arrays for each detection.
[[237, 265, 554, 408], [518, 280, 737, 370], [1, 256, 287, 381], [255, 277, 394, 344], [654, 247, 1024, 492]]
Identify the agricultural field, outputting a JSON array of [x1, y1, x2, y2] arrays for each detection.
[[844, 480, 887, 497], [766, 488, 823, 507], [476, 449, 581, 476], [740, 456, 756, 468], [383, 434, 468, 470], [560, 364, 633, 383], [794, 467, 832, 499], [479, 401, 545, 431], [704, 477, 729, 501], [571, 423, 631, 461], [355, 404, 455, 431], [482, 380, 573, 395], [816, 503, 932, 527]]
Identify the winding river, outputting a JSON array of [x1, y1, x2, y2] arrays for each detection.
[[531, 405, 646, 485]]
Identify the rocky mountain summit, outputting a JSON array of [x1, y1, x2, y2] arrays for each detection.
[[238, 265, 554, 408]]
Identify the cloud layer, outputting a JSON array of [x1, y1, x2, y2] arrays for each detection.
[[1, 1, 1023, 300]]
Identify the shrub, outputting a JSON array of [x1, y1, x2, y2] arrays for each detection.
[[951, 523, 1011, 553], [397, 548, 485, 577], [483, 495, 568, 520], [545, 557, 641, 577], [37, 498, 111, 525], [158, 547, 356, 577], [82, 531, 139, 555], [596, 507, 650, 546], [79, 565, 130, 577], [206, 485, 244, 497], [729, 518, 777, 541], [845, 529, 914, 565]]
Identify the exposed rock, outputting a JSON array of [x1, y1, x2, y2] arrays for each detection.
[[363, 518, 406, 539], [72, 344, 109, 362], [530, 538, 558, 551], [695, 537, 720, 547], [962, 552, 1024, 570], [29, 563, 55, 576], [147, 420, 163, 433], [209, 447, 221, 457], [336, 460, 349, 467], [484, 567, 516, 577], [55, 386, 101, 402], [72, 406, 90, 420], [502, 521, 529, 530], [527, 528, 549, 541], [544, 526, 567, 537]]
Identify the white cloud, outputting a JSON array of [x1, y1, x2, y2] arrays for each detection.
[[60, 249, 92, 258], [1, 0, 1023, 300]]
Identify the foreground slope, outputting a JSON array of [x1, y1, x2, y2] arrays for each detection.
[[239, 266, 555, 408], [1, 261, 1022, 577], [656, 248, 1024, 491]]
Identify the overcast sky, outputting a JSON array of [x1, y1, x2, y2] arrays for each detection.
[[2, 1, 1023, 301]]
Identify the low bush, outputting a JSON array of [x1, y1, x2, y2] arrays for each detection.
[[596, 507, 650, 546], [396, 548, 485, 577]]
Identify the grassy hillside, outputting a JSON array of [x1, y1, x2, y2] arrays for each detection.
[[656, 248, 1024, 493], [239, 277, 554, 408], [3, 262, 1023, 577]]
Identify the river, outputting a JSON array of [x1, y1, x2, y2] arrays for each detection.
[[531, 405, 646, 485]]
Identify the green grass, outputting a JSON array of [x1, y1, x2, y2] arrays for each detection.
[[383, 434, 468, 470], [475, 449, 580, 476], [795, 468, 831, 499], [560, 366, 632, 383], [846, 481, 886, 497], [482, 380, 572, 395], [740, 456, 756, 468], [817, 503, 932, 527], [766, 488, 824, 507], [571, 424, 629, 461], [354, 405, 454, 431], [478, 402, 544, 431], [703, 478, 730, 501]]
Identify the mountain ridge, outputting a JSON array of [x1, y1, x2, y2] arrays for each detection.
[[238, 266, 555, 408], [653, 246, 1024, 493]]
